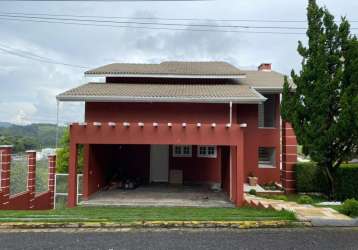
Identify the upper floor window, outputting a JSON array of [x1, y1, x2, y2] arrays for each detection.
[[197, 146, 217, 158], [258, 94, 276, 128], [173, 145, 192, 157], [258, 147, 276, 168]]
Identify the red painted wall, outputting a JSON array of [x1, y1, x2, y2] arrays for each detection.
[[236, 95, 281, 184], [85, 102, 232, 124], [84, 96, 281, 185], [169, 146, 221, 184]]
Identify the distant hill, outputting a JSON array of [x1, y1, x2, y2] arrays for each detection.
[[0, 123, 66, 153], [0, 122, 12, 128]]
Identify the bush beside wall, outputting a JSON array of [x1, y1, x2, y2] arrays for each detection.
[[295, 162, 329, 193], [295, 162, 358, 200], [335, 164, 358, 201]]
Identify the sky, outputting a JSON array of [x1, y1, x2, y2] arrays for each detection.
[[0, 0, 357, 125]]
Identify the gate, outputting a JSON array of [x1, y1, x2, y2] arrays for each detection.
[[54, 173, 82, 208]]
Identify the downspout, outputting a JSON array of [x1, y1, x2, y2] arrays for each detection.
[[229, 101, 233, 125]]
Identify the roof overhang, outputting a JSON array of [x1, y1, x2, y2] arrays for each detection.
[[84, 73, 247, 79], [253, 87, 283, 94], [57, 95, 266, 104]]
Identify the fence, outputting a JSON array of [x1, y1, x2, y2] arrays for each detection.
[[0, 146, 56, 210], [54, 173, 82, 208]]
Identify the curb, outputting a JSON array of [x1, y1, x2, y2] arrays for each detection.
[[0, 220, 310, 230]]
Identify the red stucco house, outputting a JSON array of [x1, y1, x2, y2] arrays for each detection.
[[57, 61, 297, 208]]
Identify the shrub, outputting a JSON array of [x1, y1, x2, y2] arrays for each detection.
[[297, 195, 314, 204], [248, 189, 257, 195], [335, 164, 358, 201], [295, 163, 358, 200], [295, 162, 329, 193], [340, 199, 358, 217]]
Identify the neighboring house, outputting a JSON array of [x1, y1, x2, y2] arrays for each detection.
[[57, 61, 297, 207]]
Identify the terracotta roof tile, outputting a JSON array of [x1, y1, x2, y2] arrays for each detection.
[[85, 61, 244, 77], [57, 83, 265, 103]]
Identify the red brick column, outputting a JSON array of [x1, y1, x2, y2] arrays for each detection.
[[26, 150, 36, 209], [281, 122, 297, 193], [48, 154, 56, 209], [0, 145, 12, 209]]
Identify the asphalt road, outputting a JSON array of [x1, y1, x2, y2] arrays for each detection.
[[0, 228, 358, 250]]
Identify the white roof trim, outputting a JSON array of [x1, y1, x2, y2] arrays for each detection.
[[84, 73, 247, 79], [56, 95, 266, 104]]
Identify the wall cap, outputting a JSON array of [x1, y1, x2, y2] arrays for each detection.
[[0, 145, 13, 148]]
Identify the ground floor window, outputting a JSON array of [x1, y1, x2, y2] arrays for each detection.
[[197, 146, 217, 158], [258, 147, 276, 168], [173, 145, 192, 157]]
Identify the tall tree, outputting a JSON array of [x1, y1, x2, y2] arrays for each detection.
[[282, 0, 358, 198]]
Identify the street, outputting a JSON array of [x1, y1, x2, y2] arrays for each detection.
[[0, 228, 358, 250]]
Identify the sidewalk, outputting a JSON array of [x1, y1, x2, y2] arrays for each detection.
[[245, 194, 358, 227]]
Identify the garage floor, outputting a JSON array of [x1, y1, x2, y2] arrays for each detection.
[[81, 184, 234, 208]]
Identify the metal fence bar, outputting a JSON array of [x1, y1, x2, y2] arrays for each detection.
[[54, 173, 83, 209]]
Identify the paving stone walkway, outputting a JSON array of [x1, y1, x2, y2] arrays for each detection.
[[245, 195, 353, 225]]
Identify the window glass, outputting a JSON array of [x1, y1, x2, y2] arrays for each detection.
[[173, 145, 192, 157], [258, 147, 276, 168], [258, 94, 276, 128], [198, 146, 217, 158]]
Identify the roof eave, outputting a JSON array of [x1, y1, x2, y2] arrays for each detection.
[[253, 87, 283, 93], [56, 95, 266, 104], [84, 73, 247, 79]]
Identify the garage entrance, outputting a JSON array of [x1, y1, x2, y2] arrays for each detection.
[[82, 144, 233, 207]]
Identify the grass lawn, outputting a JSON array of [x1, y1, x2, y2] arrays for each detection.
[[257, 193, 328, 204], [0, 206, 296, 223]]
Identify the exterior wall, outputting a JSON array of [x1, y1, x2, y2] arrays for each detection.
[[236, 95, 281, 184], [83, 96, 281, 185], [85, 102, 232, 124], [169, 145, 221, 184]]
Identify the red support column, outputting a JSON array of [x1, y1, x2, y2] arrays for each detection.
[[82, 144, 90, 201], [26, 150, 36, 209], [48, 154, 56, 209], [236, 131, 245, 206], [281, 122, 297, 193], [0, 145, 12, 209], [230, 146, 237, 203], [68, 141, 78, 208]]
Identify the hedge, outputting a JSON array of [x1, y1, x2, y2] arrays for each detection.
[[335, 164, 358, 201], [295, 162, 358, 200]]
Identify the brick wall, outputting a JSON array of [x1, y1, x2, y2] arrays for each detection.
[[0, 145, 56, 210]]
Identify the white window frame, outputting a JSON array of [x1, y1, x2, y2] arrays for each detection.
[[172, 145, 192, 157], [197, 146, 217, 158], [258, 147, 276, 168]]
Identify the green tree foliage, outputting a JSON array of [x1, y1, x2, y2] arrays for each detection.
[[282, 0, 358, 198], [56, 128, 83, 173], [0, 123, 65, 153]]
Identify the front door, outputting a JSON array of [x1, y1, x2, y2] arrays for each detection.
[[150, 145, 169, 182]]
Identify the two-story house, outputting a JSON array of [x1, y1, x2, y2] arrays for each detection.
[[57, 61, 297, 207]]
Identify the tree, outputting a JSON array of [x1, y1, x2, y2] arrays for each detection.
[[56, 128, 83, 173], [282, 0, 358, 198]]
